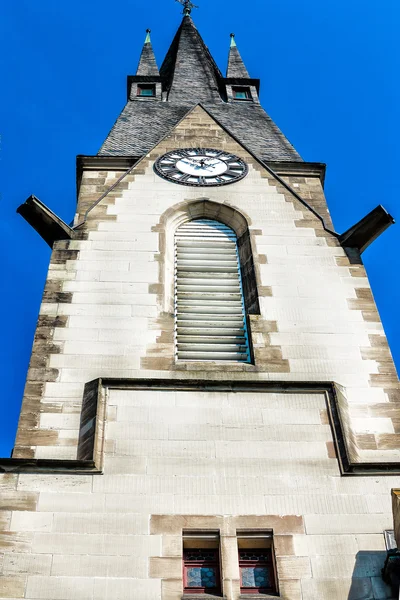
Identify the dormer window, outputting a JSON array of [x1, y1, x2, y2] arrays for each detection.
[[232, 86, 252, 100], [137, 84, 156, 97]]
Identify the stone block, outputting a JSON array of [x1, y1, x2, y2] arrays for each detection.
[[26, 575, 93, 599], [276, 555, 311, 579], [0, 475, 18, 492], [300, 577, 373, 600], [39, 413, 81, 430], [161, 579, 182, 600], [0, 532, 33, 554], [37, 493, 106, 513], [3, 553, 52, 575], [10, 513, 53, 533], [0, 493, 38, 512], [32, 533, 160, 556], [220, 535, 240, 580], [52, 513, 148, 535], [356, 534, 386, 552], [305, 514, 393, 535], [149, 556, 181, 578], [51, 554, 147, 577], [115, 439, 216, 459], [278, 579, 302, 600], [273, 535, 295, 556], [93, 577, 161, 599], [298, 534, 358, 556], [103, 456, 147, 474], [162, 536, 182, 557], [104, 493, 174, 513], [0, 576, 26, 598], [17, 475, 92, 493]]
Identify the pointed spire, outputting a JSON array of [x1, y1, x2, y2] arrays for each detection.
[[227, 33, 250, 78], [136, 29, 159, 76], [160, 15, 223, 103]]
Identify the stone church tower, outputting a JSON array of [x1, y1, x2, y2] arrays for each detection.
[[2, 5, 400, 599]]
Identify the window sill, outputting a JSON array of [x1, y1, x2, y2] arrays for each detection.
[[239, 595, 280, 599]]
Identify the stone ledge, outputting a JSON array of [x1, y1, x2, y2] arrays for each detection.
[[0, 458, 102, 474], [239, 595, 280, 599]]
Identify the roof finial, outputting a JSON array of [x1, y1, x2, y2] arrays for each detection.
[[145, 29, 151, 44], [230, 33, 236, 48], [175, 0, 198, 16]]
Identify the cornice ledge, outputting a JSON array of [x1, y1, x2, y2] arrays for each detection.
[[0, 458, 102, 475], [266, 161, 326, 186]]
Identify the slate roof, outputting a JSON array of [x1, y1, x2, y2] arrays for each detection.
[[227, 40, 250, 78], [160, 16, 224, 104], [98, 16, 302, 162], [136, 38, 159, 76]]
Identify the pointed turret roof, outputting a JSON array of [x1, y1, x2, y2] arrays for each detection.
[[136, 30, 159, 76], [227, 34, 250, 78], [99, 15, 302, 162], [160, 15, 223, 103]]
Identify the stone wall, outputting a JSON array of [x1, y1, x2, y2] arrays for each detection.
[[1, 387, 397, 599], [13, 106, 399, 463]]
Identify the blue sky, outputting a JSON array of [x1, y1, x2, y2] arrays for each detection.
[[1, 0, 398, 456]]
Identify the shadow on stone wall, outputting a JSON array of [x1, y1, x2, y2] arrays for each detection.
[[348, 551, 396, 599]]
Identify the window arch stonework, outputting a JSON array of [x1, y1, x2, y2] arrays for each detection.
[[144, 199, 262, 367], [156, 199, 261, 318]]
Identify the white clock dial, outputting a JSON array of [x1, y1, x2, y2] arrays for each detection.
[[154, 148, 248, 186], [176, 155, 228, 177]]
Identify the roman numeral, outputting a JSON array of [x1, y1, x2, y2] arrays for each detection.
[[163, 167, 180, 175], [179, 174, 192, 182], [198, 176, 206, 185]]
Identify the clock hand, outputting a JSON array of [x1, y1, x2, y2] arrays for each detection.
[[181, 159, 202, 168], [194, 164, 213, 172], [179, 159, 213, 172]]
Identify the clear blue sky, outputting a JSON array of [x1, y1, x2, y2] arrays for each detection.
[[1, 0, 398, 456]]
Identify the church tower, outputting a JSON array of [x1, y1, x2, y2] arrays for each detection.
[[3, 4, 400, 599]]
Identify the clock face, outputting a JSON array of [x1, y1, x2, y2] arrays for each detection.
[[154, 148, 248, 186]]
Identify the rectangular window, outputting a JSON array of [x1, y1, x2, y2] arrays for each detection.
[[137, 84, 156, 97], [232, 86, 252, 100], [183, 531, 221, 595], [237, 531, 277, 595]]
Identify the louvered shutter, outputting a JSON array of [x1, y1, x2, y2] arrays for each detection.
[[175, 219, 250, 362]]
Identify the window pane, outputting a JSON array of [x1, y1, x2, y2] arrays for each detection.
[[241, 566, 271, 588], [187, 566, 217, 588], [233, 87, 251, 99], [137, 85, 155, 97]]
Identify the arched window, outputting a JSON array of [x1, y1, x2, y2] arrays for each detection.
[[175, 219, 251, 362]]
